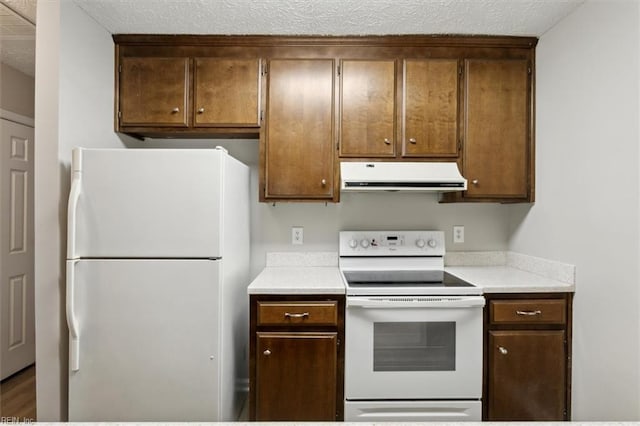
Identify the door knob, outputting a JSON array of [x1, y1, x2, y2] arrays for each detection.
[[263, 349, 271, 356], [498, 346, 508, 355]]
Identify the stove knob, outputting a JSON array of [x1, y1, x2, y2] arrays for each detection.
[[360, 239, 370, 248], [415, 239, 426, 248], [348, 239, 358, 249], [427, 239, 437, 248]]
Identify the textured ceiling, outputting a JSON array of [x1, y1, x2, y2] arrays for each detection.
[[0, 0, 588, 79], [73, 0, 585, 36], [0, 0, 35, 77]]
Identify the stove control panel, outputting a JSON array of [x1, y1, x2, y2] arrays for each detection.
[[339, 230, 445, 256]]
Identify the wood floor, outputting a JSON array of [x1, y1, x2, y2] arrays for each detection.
[[0, 364, 36, 421]]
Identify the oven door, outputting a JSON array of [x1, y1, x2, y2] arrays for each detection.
[[345, 296, 485, 400]]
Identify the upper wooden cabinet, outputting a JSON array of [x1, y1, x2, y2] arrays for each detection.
[[193, 58, 261, 127], [262, 59, 336, 201], [340, 60, 396, 157], [114, 35, 536, 203], [402, 59, 459, 158], [463, 59, 531, 200], [442, 58, 533, 202], [119, 57, 190, 128], [339, 59, 459, 159], [116, 52, 260, 137]]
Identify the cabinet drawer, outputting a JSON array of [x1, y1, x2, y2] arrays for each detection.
[[257, 301, 338, 326], [490, 299, 566, 325]]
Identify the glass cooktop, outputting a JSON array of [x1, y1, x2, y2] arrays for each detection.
[[343, 270, 476, 288]]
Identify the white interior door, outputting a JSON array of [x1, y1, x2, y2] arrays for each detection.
[[0, 118, 35, 380]]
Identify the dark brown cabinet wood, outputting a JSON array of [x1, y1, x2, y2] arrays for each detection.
[[262, 59, 336, 201], [256, 332, 337, 421], [402, 59, 460, 158], [250, 295, 345, 421], [119, 57, 190, 127], [114, 35, 536, 203], [193, 58, 260, 127], [339, 60, 396, 157], [488, 330, 566, 420], [339, 58, 460, 159], [462, 59, 532, 201], [484, 293, 573, 421], [116, 52, 260, 136]]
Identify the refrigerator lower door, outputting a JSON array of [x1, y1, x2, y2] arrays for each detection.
[[68, 259, 222, 421]]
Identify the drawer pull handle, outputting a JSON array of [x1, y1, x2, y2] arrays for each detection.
[[263, 349, 271, 356], [498, 346, 508, 355], [284, 312, 309, 319], [516, 310, 542, 316]]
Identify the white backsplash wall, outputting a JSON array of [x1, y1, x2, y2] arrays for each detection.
[[249, 167, 510, 280]]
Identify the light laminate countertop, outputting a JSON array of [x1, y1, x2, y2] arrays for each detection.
[[247, 251, 575, 295], [247, 266, 345, 295], [446, 266, 575, 293]]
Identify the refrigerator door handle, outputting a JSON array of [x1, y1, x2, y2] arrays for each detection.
[[66, 259, 80, 371], [67, 148, 82, 259]]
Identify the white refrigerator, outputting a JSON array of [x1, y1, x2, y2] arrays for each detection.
[[65, 147, 250, 422]]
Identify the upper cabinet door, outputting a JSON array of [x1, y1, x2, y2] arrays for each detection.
[[402, 59, 459, 158], [263, 59, 335, 200], [464, 59, 530, 199], [340, 60, 396, 157], [119, 57, 189, 127], [193, 58, 261, 127]]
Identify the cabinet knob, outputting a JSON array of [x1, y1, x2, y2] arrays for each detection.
[[321, 179, 327, 186], [171, 107, 180, 113], [197, 107, 205, 114], [409, 138, 417, 144], [472, 179, 479, 185], [498, 346, 508, 355], [384, 138, 391, 145], [263, 349, 271, 356]]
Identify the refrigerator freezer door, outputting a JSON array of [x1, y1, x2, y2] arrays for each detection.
[[72, 149, 224, 258], [68, 259, 222, 421]]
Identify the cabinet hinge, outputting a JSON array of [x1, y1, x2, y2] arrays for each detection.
[[262, 63, 268, 76], [118, 111, 122, 118], [337, 65, 341, 76], [457, 140, 462, 152], [527, 67, 532, 74], [459, 64, 463, 75], [118, 64, 121, 73], [260, 110, 264, 122]]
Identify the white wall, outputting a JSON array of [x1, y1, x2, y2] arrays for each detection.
[[249, 174, 510, 277], [509, 0, 640, 420], [34, 0, 128, 420], [0, 63, 35, 118]]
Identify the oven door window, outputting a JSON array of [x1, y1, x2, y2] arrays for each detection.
[[374, 322, 455, 371]]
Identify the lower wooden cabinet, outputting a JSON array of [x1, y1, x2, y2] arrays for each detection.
[[249, 295, 345, 421], [484, 293, 573, 421]]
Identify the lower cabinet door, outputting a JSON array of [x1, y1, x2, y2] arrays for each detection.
[[256, 332, 337, 421], [488, 330, 566, 420]]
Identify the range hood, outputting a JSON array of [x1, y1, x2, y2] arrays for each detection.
[[341, 161, 467, 192]]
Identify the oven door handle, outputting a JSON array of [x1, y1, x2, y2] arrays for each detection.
[[347, 296, 485, 309]]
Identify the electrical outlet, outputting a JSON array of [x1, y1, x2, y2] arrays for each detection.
[[292, 227, 303, 245], [453, 225, 464, 243]]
